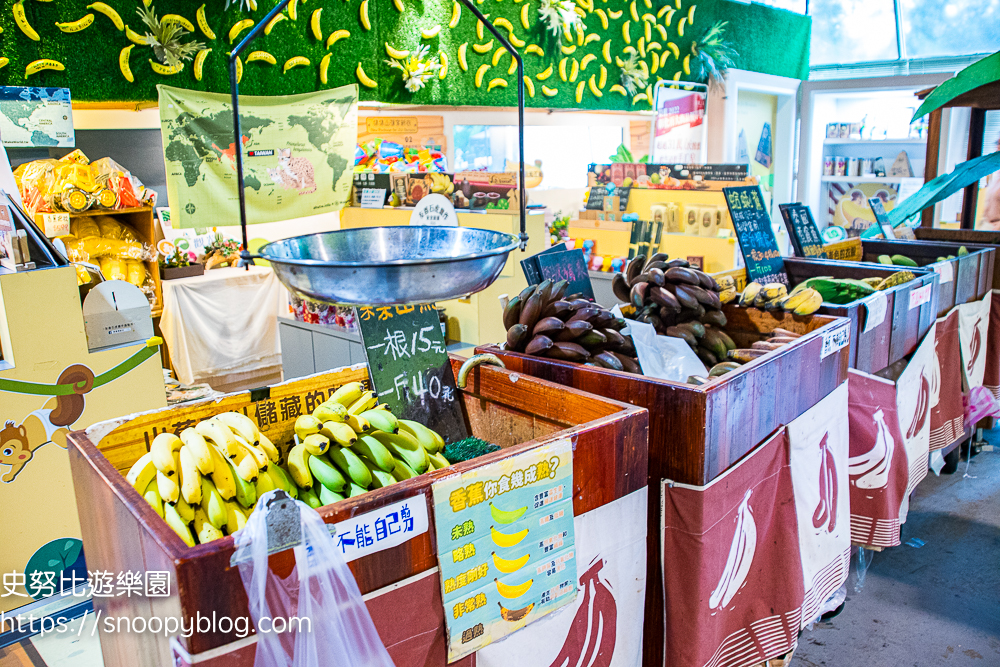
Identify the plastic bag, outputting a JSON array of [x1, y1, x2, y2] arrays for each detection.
[[628, 318, 708, 382], [234, 491, 395, 667], [963, 385, 1000, 425]]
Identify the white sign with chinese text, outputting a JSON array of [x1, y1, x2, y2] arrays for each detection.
[[333, 497, 429, 563], [934, 262, 954, 285], [863, 291, 888, 334], [410, 193, 458, 226], [821, 321, 851, 359], [909, 283, 933, 310]]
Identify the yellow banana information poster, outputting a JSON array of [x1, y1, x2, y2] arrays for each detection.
[[431, 438, 576, 662], [157, 84, 358, 229]]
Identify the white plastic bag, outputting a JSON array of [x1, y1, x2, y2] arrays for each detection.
[[628, 318, 708, 382], [234, 491, 396, 667]]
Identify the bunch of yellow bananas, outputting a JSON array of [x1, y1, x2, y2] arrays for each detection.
[[286, 382, 451, 510], [427, 172, 455, 196], [124, 384, 450, 547], [738, 281, 823, 316]]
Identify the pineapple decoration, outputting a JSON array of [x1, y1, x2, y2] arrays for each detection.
[[619, 53, 649, 96], [537, 0, 585, 37], [136, 5, 205, 70], [686, 21, 739, 89]]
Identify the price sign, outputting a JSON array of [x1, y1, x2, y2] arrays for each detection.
[[360, 188, 386, 208], [42, 212, 70, 238], [617, 185, 631, 211], [431, 438, 576, 661], [585, 187, 605, 210], [356, 305, 469, 443], [724, 185, 788, 286], [821, 321, 851, 359], [779, 203, 827, 259], [534, 248, 595, 299]]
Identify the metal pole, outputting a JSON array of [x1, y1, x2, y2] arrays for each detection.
[[230, 0, 292, 269], [457, 0, 528, 251]]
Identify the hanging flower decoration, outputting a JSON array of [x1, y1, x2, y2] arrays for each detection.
[[386, 44, 441, 93], [689, 21, 739, 89], [136, 5, 205, 68], [538, 0, 585, 38], [619, 53, 648, 96]]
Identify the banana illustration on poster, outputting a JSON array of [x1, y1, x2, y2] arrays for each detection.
[[431, 439, 576, 662]]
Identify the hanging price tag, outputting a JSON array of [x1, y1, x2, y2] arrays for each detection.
[[821, 321, 850, 359], [934, 262, 954, 284], [863, 291, 888, 333], [909, 283, 933, 310]]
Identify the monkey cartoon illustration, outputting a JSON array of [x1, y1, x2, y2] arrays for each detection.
[[0, 364, 93, 483]]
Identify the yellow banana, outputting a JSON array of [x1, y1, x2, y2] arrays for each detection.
[[536, 64, 553, 80], [575, 80, 585, 103], [542, 85, 559, 97], [13, 2, 39, 41], [310, 8, 322, 41], [490, 525, 528, 548], [346, 413, 371, 434], [56, 12, 95, 32], [602, 40, 612, 64], [319, 52, 331, 84], [289, 0, 298, 20], [294, 414, 323, 441], [118, 45, 135, 82], [246, 50, 276, 65], [228, 18, 254, 43], [149, 60, 183, 75], [26, 59, 65, 77], [439, 51, 448, 78], [126, 453, 158, 493], [321, 421, 358, 447], [194, 507, 224, 544], [348, 391, 378, 416], [255, 467, 276, 497], [610, 84, 628, 95], [521, 3, 530, 29], [233, 434, 269, 471], [164, 503, 196, 547], [89, 2, 123, 29], [143, 480, 164, 519], [449, 1, 461, 28], [356, 62, 377, 87], [200, 477, 228, 528], [213, 412, 260, 446], [195, 4, 215, 39], [125, 24, 146, 45], [421, 25, 441, 39], [157, 469, 180, 504], [492, 551, 530, 574], [162, 14, 195, 32], [329, 381, 365, 407], [458, 43, 469, 71], [370, 431, 429, 474], [174, 497, 195, 525], [326, 29, 349, 48], [385, 43, 410, 59], [360, 0, 371, 30], [224, 500, 246, 536], [473, 40, 494, 54], [264, 12, 286, 35], [179, 428, 214, 475], [398, 419, 442, 453], [302, 433, 331, 456], [206, 443, 237, 501], [495, 576, 534, 599], [196, 419, 240, 459], [525, 44, 544, 57], [151, 432, 182, 476], [230, 442, 259, 483], [287, 443, 313, 489], [258, 433, 280, 464], [179, 446, 203, 505]]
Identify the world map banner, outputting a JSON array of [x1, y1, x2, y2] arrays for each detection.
[[158, 84, 358, 229]]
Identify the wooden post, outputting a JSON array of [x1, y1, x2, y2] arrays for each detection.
[[961, 108, 987, 229], [921, 108, 943, 228]]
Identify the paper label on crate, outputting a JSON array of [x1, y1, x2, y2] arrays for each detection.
[[909, 284, 933, 310], [332, 497, 429, 563], [431, 438, 576, 662], [360, 188, 386, 208], [821, 321, 850, 359], [933, 262, 954, 285], [42, 212, 70, 237], [863, 291, 888, 334]]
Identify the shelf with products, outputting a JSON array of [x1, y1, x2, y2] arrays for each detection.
[[821, 175, 908, 183], [823, 138, 927, 146]]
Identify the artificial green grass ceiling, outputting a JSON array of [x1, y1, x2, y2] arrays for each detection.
[[0, 0, 810, 108]]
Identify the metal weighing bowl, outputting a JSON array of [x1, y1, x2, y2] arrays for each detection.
[[256, 225, 520, 305]]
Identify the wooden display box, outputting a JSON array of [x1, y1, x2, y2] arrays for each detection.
[[715, 258, 938, 374], [479, 306, 850, 667], [159, 263, 205, 280], [67, 358, 647, 666], [859, 239, 994, 317], [911, 228, 1000, 290]]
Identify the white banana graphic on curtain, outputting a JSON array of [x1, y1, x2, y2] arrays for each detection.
[[848, 409, 894, 489], [709, 489, 757, 610]]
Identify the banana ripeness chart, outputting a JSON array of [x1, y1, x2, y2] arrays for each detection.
[[431, 439, 576, 661]]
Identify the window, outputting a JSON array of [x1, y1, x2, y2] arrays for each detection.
[[452, 125, 624, 189], [809, 0, 899, 66], [900, 0, 1000, 58]]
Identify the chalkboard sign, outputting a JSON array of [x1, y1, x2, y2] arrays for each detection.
[[585, 187, 606, 210], [535, 248, 595, 299], [356, 305, 469, 443], [779, 203, 827, 259], [617, 185, 631, 211], [723, 185, 789, 286]]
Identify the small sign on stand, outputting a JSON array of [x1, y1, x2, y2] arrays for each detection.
[[356, 304, 468, 443], [779, 203, 827, 259], [724, 185, 789, 286]]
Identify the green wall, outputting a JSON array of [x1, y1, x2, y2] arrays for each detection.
[[0, 0, 810, 108]]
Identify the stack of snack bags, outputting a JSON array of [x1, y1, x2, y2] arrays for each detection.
[[58, 216, 156, 303]]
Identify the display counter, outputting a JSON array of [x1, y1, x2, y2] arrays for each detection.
[[340, 207, 546, 346], [68, 358, 648, 667]]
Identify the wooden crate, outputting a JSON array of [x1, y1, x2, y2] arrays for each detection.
[[479, 306, 851, 667], [913, 228, 1000, 290], [67, 358, 648, 667], [715, 257, 938, 374], [859, 239, 995, 317]]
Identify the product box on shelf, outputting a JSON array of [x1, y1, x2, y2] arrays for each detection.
[[370, 171, 520, 212], [588, 163, 751, 190], [68, 359, 648, 667], [480, 306, 851, 667], [714, 257, 938, 374]]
